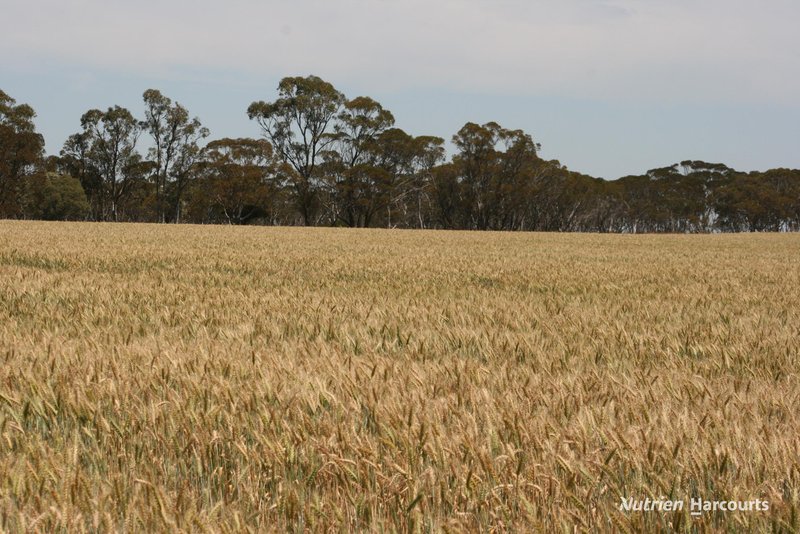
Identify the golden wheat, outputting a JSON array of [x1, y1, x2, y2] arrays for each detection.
[[0, 221, 798, 532]]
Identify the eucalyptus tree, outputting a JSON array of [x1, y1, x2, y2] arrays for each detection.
[[248, 76, 345, 225], [369, 128, 441, 228], [400, 135, 445, 229], [451, 122, 540, 230], [327, 96, 395, 226], [60, 131, 105, 219], [0, 90, 44, 217], [65, 106, 141, 221], [141, 89, 209, 222], [194, 138, 276, 225]]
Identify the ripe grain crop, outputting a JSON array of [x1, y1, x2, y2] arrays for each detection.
[[0, 221, 799, 532]]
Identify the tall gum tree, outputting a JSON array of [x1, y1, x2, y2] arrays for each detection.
[[247, 76, 345, 225], [0, 90, 44, 218], [452, 122, 540, 230], [328, 96, 395, 227], [67, 106, 141, 222], [141, 89, 209, 223], [196, 138, 275, 225]]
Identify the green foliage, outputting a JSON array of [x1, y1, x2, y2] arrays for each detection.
[[248, 76, 346, 224], [2, 82, 799, 232], [0, 90, 45, 218], [62, 106, 140, 222], [28, 173, 90, 220], [190, 138, 276, 224], [141, 89, 209, 223]]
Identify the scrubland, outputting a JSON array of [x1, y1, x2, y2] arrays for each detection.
[[0, 221, 799, 532]]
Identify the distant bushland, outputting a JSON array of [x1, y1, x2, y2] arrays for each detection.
[[2, 82, 798, 231]]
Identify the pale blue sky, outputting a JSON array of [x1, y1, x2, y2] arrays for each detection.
[[2, 0, 799, 178]]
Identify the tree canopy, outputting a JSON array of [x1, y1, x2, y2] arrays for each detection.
[[1, 81, 798, 232], [0, 90, 45, 218]]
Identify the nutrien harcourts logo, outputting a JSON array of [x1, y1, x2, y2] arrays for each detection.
[[619, 497, 770, 516]]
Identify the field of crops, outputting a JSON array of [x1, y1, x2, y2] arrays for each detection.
[[0, 221, 798, 532]]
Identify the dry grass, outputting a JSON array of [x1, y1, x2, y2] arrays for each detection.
[[0, 220, 799, 532]]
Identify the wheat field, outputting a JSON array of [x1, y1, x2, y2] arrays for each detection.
[[0, 221, 798, 532]]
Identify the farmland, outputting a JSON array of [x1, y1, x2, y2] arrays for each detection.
[[0, 221, 799, 532]]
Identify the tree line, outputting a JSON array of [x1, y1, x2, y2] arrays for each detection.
[[2, 77, 799, 232]]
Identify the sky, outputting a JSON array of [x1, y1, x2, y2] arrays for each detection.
[[2, 0, 799, 179]]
